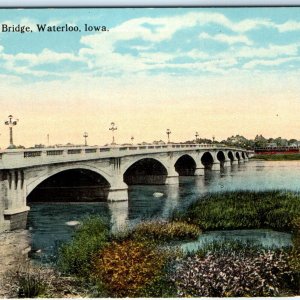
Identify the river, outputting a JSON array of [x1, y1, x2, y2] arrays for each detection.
[[27, 160, 299, 263]]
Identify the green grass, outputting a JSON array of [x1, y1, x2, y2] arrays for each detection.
[[172, 190, 300, 232], [253, 153, 300, 160]]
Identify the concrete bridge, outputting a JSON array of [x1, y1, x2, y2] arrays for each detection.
[[0, 143, 252, 232]]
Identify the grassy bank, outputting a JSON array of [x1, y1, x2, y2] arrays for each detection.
[[11, 190, 300, 297], [172, 190, 300, 231], [253, 153, 300, 160]]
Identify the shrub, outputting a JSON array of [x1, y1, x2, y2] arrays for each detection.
[[171, 249, 292, 297], [91, 240, 170, 297], [130, 220, 201, 243], [58, 215, 110, 278], [15, 264, 49, 298]]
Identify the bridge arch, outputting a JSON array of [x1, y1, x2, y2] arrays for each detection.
[[174, 154, 196, 176], [242, 152, 246, 159], [123, 157, 168, 185], [201, 152, 214, 169], [236, 152, 241, 160], [26, 164, 113, 198], [228, 151, 234, 162]]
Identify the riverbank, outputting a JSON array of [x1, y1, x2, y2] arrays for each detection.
[[0, 230, 31, 298], [253, 153, 300, 160], [28, 191, 299, 297], [4, 188, 300, 297]]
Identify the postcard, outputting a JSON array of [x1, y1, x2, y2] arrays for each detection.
[[0, 6, 300, 298]]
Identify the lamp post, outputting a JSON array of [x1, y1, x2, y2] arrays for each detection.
[[83, 132, 88, 146], [131, 136, 134, 144], [212, 135, 215, 144], [166, 129, 171, 143], [5, 115, 18, 149], [195, 131, 199, 143], [109, 122, 117, 145]]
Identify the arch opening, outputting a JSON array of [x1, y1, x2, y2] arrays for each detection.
[[242, 152, 246, 159], [201, 152, 214, 169], [228, 151, 234, 162], [236, 152, 240, 160], [123, 158, 168, 185], [217, 151, 226, 162], [27, 168, 110, 202], [175, 155, 196, 176]]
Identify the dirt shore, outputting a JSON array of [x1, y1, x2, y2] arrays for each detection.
[[0, 230, 31, 298]]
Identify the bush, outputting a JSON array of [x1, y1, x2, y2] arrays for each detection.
[[129, 220, 201, 243], [91, 240, 171, 297], [171, 249, 292, 297], [58, 215, 110, 278]]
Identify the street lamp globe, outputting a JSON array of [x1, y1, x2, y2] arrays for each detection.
[[166, 129, 171, 143], [109, 122, 118, 145], [5, 115, 19, 149]]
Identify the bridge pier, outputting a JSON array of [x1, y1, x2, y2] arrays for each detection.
[[223, 159, 231, 167], [165, 175, 179, 185], [194, 167, 205, 176], [211, 163, 221, 171], [107, 177, 128, 202], [231, 159, 238, 165]]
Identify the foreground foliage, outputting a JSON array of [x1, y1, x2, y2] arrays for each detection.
[[172, 248, 293, 297], [15, 264, 48, 298], [120, 220, 201, 243], [173, 190, 300, 231], [53, 197, 300, 297], [57, 215, 110, 278], [91, 240, 176, 297]]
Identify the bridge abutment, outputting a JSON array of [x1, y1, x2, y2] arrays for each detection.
[[1, 170, 29, 231]]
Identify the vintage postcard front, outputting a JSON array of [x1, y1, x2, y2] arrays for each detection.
[[0, 7, 300, 298]]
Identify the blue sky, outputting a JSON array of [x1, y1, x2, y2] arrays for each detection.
[[1, 8, 300, 79], [0, 8, 300, 147]]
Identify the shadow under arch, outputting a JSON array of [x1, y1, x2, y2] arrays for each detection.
[[217, 151, 226, 167], [123, 158, 168, 185], [27, 168, 111, 202], [228, 151, 234, 162], [175, 154, 196, 176], [201, 152, 214, 169]]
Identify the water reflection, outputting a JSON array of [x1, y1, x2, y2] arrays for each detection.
[[108, 201, 129, 232]]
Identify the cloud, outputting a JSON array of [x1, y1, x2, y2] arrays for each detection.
[[276, 21, 300, 32], [199, 32, 253, 45], [233, 43, 299, 59], [1, 48, 86, 77], [243, 56, 300, 69]]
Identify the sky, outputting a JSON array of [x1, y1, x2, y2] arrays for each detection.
[[0, 8, 300, 148]]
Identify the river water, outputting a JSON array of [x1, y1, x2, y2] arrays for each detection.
[[27, 160, 300, 262]]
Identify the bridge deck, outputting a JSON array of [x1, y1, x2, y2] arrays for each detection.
[[0, 144, 252, 169]]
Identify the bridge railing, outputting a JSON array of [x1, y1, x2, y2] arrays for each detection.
[[0, 144, 250, 169]]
